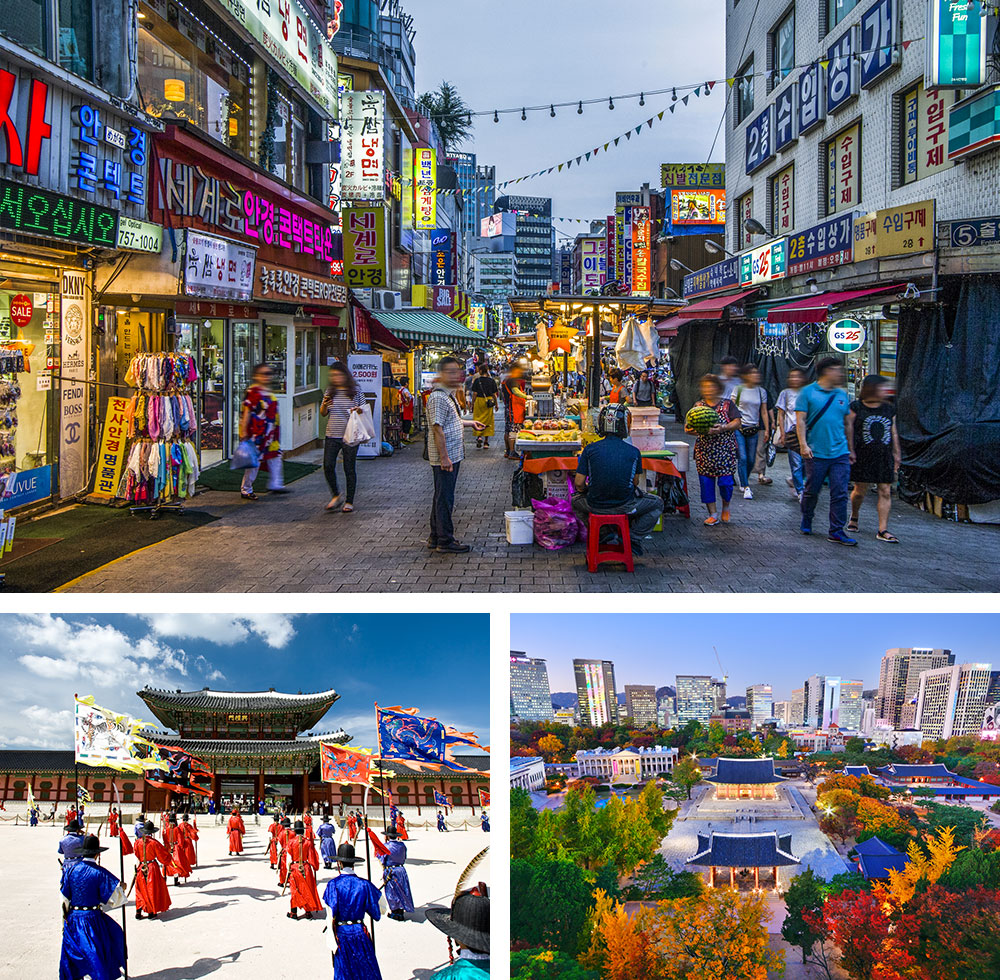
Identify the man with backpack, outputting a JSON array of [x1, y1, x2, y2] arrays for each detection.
[[795, 357, 857, 546]]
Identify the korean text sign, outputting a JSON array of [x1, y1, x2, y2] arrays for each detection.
[[580, 236, 606, 292], [414, 148, 436, 229], [184, 231, 256, 300], [93, 396, 131, 498], [341, 90, 385, 200], [787, 213, 855, 275], [343, 205, 387, 288]]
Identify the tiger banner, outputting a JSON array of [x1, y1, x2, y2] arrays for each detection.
[[74, 696, 166, 773], [478, 789, 490, 809]]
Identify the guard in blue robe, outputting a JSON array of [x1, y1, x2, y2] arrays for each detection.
[[133, 814, 146, 840], [322, 843, 383, 980], [208, 798, 216, 815], [437, 811, 447, 832], [29, 805, 40, 826], [258, 799, 266, 816], [479, 811, 490, 833], [59, 820, 87, 871], [380, 827, 414, 919], [318, 814, 337, 869], [60, 836, 126, 980]]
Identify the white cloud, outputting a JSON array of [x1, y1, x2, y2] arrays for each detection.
[[142, 613, 297, 649], [0, 705, 76, 749]]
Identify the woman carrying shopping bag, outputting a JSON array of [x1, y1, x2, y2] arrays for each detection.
[[319, 362, 365, 513], [470, 364, 499, 450], [238, 363, 288, 500]]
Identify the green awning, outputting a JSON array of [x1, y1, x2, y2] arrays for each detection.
[[367, 308, 485, 347]]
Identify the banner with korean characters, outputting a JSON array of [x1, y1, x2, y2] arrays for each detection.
[[631, 207, 651, 294], [683, 256, 740, 299], [798, 62, 826, 136], [854, 200, 935, 259], [771, 164, 794, 236], [940, 216, 1000, 247], [255, 263, 347, 305], [787, 213, 856, 276], [414, 148, 436, 229], [827, 123, 861, 215], [341, 90, 385, 201], [901, 84, 956, 183], [660, 164, 725, 188], [740, 238, 787, 286], [343, 205, 387, 288], [826, 27, 859, 114], [59, 269, 89, 498], [183, 231, 256, 301], [745, 106, 775, 174], [92, 396, 131, 499], [859, 0, 901, 88]]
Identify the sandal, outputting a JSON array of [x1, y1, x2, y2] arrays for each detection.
[[846, 520, 859, 532], [342, 504, 354, 513], [325, 495, 344, 512], [876, 530, 899, 543], [241, 492, 258, 501], [720, 510, 730, 523], [704, 515, 720, 526]]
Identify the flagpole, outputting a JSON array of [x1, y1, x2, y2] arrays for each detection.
[[362, 783, 376, 956], [119, 824, 129, 980]]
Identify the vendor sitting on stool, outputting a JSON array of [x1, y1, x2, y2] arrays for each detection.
[[572, 404, 663, 556]]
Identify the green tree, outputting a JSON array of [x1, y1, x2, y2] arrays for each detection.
[[781, 869, 826, 963], [511, 949, 599, 980], [511, 786, 539, 858], [672, 757, 702, 799], [632, 854, 705, 899], [638, 780, 672, 838], [925, 804, 987, 848], [510, 858, 594, 953], [940, 846, 1000, 890], [823, 870, 872, 895], [415, 81, 473, 153]]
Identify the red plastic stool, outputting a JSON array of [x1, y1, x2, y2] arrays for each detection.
[[586, 513, 634, 573]]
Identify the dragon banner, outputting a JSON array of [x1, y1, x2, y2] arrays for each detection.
[[320, 743, 373, 785], [144, 744, 214, 798], [375, 704, 487, 773]]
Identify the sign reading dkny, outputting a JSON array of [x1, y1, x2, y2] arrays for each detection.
[[60, 269, 89, 498]]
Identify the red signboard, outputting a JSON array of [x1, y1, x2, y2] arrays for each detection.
[[0, 70, 51, 176], [631, 207, 651, 295], [9, 294, 33, 326]]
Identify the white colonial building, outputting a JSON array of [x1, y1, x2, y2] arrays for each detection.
[[574, 745, 679, 783], [510, 756, 546, 792]]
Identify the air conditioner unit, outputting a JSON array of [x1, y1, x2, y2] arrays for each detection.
[[373, 290, 403, 310]]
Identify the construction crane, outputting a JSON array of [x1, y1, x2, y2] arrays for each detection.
[[713, 646, 728, 686]]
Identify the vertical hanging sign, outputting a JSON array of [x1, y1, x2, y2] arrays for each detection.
[[927, 0, 988, 87], [59, 269, 89, 498], [631, 207, 651, 295], [413, 148, 437, 229], [341, 90, 384, 200]]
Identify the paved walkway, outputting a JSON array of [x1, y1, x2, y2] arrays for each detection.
[[63, 422, 1000, 592]]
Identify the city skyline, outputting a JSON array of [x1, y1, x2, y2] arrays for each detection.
[[510, 614, 999, 703]]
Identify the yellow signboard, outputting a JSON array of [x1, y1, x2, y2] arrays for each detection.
[[873, 199, 936, 258], [661, 163, 725, 188], [414, 148, 436, 229], [93, 396, 131, 499], [853, 212, 878, 261], [342, 205, 387, 288]]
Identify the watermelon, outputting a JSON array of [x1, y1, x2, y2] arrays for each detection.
[[686, 405, 721, 435]]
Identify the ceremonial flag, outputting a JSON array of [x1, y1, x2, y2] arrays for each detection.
[[144, 744, 213, 797], [26, 782, 36, 810], [478, 789, 490, 808], [375, 704, 488, 773], [434, 790, 451, 808], [366, 827, 391, 859], [74, 696, 166, 773], [118, 826, 133, 856], [320, 743, 373, 785]]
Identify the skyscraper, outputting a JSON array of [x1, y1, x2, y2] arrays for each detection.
[[790, 688, 805, 726], [772, 701, 790, 726], [746, 684, 774, 727], [711, 678, 727, 712], [802, 676, 865, 729], [492, 195, 554, 294], [876, 648, 955, 728], [509, 652, 553, 722], [625, 685, 658, 728], [839, 680, 864, 730], [676, 675, 715, 725], [915, 663, 993, 739], [574, 659, 619, 726]]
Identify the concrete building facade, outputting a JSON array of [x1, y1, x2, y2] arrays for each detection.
[[876, 648, 955, 727], [574, 659, 619, 727], [510, 652, 554, 722], [915, 662, 993, 739], [625, 685, 659, 728]]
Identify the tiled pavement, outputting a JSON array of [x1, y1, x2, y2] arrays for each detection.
[[65, 421, 1000, 592]]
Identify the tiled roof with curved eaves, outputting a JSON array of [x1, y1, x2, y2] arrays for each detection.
[[704, 757, 786, 784], [137, 687, 340, 730]]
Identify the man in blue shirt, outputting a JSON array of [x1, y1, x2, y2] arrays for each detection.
[[795, 357, 856, 545], [572, 405, 663, 555], [58, 818, 87, 870]]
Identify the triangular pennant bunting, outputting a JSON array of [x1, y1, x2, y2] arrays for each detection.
[[727, 77, 735, 87], [694, 87, 701, 96], [614, 137, 620, 145], [682, 94, 689, 105], [669, 105, 675, 113], [902, 39, 912, 50], [820, 58, 830, 69], [708, 80, 717, 91], [657, 110, 664, 120], [625, 131, 631, 140], [647, 119, 654, 128], [585, 151, 591, 160], [604, 142, 610, 150]]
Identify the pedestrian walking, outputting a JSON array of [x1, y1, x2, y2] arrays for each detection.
[[164, 812, 191, 886], [133, 822, 172, 919], [847, 374, 902, 542], [501, 362, 528, 459], [320, 362, 366, 514], [718, 356, 740, 401], [607, 369, 628, 404], [437, 811, 447, 832], [395, 811, 408, 841], [775, 368, 808, 499], [427, 356, 485, 554], [731, 364, 770, 499], [178, 813, 198, 869], [480, 810, 490, 833], [238, 363, 288, 499], [633, 369, 656, 406], [470, 364, 498, 450], [277, 817, 292, 887], [399, 384, 414, 443], [425, 887, 490, 978], [107, 808, 118, 839], [286, 820, 323, 920], [687, 374, 741, 526], [795, 357, 856, 545], [381, 826, 415, 921], [227, 806, 246, 855], [322, 843, 384, 980]]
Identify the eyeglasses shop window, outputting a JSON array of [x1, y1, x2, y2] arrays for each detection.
[[0, 0, 94, 80]]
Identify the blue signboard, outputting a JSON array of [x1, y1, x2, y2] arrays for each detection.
[[774, 86, 797, 152], [0, 465, 52, 510], [798, 62, 826, 135], [745, 106, 775, 174], [430, 230, 453, 285], [786, 213, 857, 275], [859, 0, 900, 88], [682, 256, 740, 298], [827, 28, 859, 114], [941, 216, 1000, 247]]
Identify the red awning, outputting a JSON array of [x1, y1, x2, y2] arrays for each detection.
[[369, 317, 408, 351], [766, 285, 902, 323], [655, 316, 683, 339], [675, 288, 758, 320]]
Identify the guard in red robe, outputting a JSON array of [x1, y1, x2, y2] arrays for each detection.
[[164, 813, 191, 886], [227, 808, 246, 855], [285, 820, 322, 919], [108, 808, 118, 839], [347, 811, 358, 842], [267, 812, 282, 869], [303, 811, 313, 837], [395, 813, 408, 841], [178, 813, 198, 869], [277, 817, 292, 886], [133, 822, 172, 919]]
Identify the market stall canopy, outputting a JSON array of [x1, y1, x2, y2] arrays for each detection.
[[507, 294, 685, 319], [765, 284, 903, 323], [363, 308, 485, 347], [352, 303, 408, 351], [655, 315, 683, 339], [675, 288, 758, 321]]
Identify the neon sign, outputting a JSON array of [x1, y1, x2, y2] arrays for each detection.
[[0, 178, 118, 247]]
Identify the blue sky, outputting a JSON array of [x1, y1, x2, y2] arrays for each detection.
[[0, 614, 489, 750], [511, 614, 999, 701]]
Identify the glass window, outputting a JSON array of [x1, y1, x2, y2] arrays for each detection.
[[295, 328, 318, 391], [58, 0, 92, 79], [0, 0, 48, 58], [264, 322, 288, 394], [737, 57, 755, 123], [829, 0, 860, 28], [772, 8, 795, 83]]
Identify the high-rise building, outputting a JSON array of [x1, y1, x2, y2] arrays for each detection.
[[574, 659, 619, 726], [711, 678, 728, 712], [789, 688, 805, 726], [987, 671, 1000, 706], [839, 680, 864, 730], [509, 652, 553, 722], [625, 685, 658, 728], [446, 152, 480, 251], [493, 195, 554, 294], [772, 701, 790, 726], [746, 684, 774, 727], [876, 649, 955, 728], [915, 663, 993, 740], [657, 696, 676, 728], [676, 675, 715, 725], [803, 676, 865, 729]]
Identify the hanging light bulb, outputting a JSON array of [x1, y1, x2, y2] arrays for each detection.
[[608, 96, 615, 110], [639, 92, 645, 106], [550, 104, 556, 117], [493, 109, 499, 123], [672, 88, 678, 101], [577, 100, 583, 114], [521, 107, 527, 120]]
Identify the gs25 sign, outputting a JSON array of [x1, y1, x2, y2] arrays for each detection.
[[827, 317, 866, 353]]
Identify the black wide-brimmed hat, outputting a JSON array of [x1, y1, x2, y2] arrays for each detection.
[[66, 819, 82, 832], [281, 817, 291, 827], [181, 814, 190, 822], [426, 888, 490, 954], [144, 821, 156, 834], [294, 820, 305, 834], [335, 843, 364, 866], [168, 813, 178, 823], [385, 826, 399, 840], [79, 834, 108, 857]]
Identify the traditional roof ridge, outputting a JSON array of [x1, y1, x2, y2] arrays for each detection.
[[687, 829, 799, 868], [705, 757, 787, 784], [139, 686, 340, 701]]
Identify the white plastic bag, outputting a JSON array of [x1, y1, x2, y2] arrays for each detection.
[[343, 403, 376, 446], [614, 320, 645, 372]]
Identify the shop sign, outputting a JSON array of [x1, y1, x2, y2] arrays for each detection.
[[605, 215, 615, 281], [623, 206, 633, 291], [927, 0, 988, 88], [215, 0, 338, 114], [854, 212, 878, 259], [60, 269, 88, 499], [828, 318, 867, 353], [670, 189, 726, 225], [948, 85, 1000, 160], [745, 105, 775, 173], [431, 285, 455, 314], [660, 164, 725, 188], [342, 205, 387, 288], [940, 216, 1000, 247], [0, 178, 118, 248], [117, 217, 162, 254], [903, 84, 956, 182], [183, 231, 256, 301], [0, 465, 51, 509], [347, 353, 382, 459], [341, 90, 384, 201], [580, 236, 606, 293], [0, 71, 51, 176], [176, 300, 259, 317], [827, 123, 861, 214], [256, 263, 347, 304], [468, 305, 486, 332], [72, 103, 146, 210], [775, 86, 797, 151], [413, 148, 436, 229], [616, 191, 642, 206], [560, 250, 572, 292], [826, 28, 859, 114], [860, 0, 900, 88], [740, 238, 787, 285], [787, 212, 856, 275], [772, 164, 794, 235], [682, 256, 740, 298], [431, 230, 453, 286], [631, 207, 651, 295], [242, 189, 336, 261], [92, 396, 130, 499], [614, 207, 625, 284], [9, 294, 33, 327], [798, 62, 826, 135], [873, 199, 936, 257]]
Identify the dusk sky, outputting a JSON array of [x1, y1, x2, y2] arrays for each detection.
[[0, 614, 489, 751], [404, 0, 726, 226], [511, 614, 999, 701]]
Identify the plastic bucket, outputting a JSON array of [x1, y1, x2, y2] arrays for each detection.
[[505, 509, 535, 545]]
